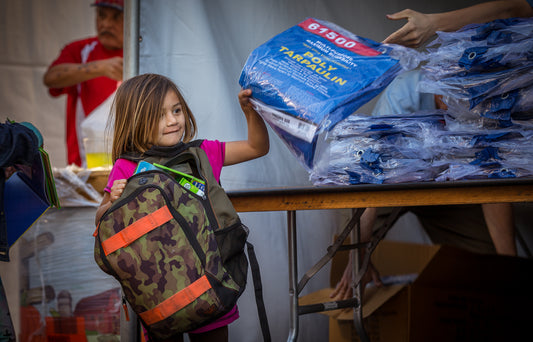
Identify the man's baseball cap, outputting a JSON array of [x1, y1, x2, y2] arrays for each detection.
[[92, 0, 124, 11]]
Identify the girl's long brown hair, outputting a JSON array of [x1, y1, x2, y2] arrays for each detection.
[[109, 73, 197, 161]]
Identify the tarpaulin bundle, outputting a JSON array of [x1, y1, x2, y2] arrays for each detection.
[[432, 124, 533, 181], [239, 17, 421, 169], [310, 112, 447, 185], [311, 111, 533, 185], [419, 17, 533, 127], [240, 17, 533, 185], [443, 84, 533, 123], [428, 17, 533, 46]]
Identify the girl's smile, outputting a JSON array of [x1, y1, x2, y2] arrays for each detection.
[[157, 90, 185, 146]]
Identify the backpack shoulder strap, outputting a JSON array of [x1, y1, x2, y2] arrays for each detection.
[[247, 241, 272, 342], [119, 140, 205, 161], [143, 140, 204, 158]]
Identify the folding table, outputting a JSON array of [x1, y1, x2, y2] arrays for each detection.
[[227, 178, 533, 342]]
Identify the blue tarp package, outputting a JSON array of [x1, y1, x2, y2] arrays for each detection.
[[239, 18, 420, 169], [419, 17, 533, 127], [436, 114, 533, 181], [421, 63, 533, 109], [428, 18, 533, 46], [311, 110, 533, 185], [311, 112, 448, 184], [432, 128, 533, 181], [308, 17, 533, 185], [444, 83, 533, 124]]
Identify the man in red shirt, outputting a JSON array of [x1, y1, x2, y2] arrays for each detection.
[[44, 0, 124, 167]]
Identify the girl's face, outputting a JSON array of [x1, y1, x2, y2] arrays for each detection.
[[155, 90, 186, 146]]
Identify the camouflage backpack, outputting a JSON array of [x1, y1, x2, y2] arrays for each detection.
[[94, 141, 270, 341]]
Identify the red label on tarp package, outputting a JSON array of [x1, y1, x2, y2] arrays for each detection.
[[298, 18, 381, 56]]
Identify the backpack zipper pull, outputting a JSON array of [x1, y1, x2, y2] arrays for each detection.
[[122, 297, 130, 321]]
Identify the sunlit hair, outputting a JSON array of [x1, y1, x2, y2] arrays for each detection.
[[109, 73, 197, 161]]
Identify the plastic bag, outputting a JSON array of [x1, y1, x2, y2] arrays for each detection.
[[424, 31, 533, 71], [239, 17, 421, 169], [430, 123, 533, 181], [429, 18, 533, 46], [311, 112, 446, 184], [419, 17, 533, 118], [310, 110, 533, 185], [419, 62, 533, 107], [79, 91, 115, 168], [443, 83, 533, 126]]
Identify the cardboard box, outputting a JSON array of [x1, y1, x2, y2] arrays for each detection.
[[299, 240, 533, 342]]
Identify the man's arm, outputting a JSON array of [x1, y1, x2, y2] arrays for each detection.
[[43, 56, 123, 89]]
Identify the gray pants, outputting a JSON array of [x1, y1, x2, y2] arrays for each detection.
[[377, 204, 496, 254]]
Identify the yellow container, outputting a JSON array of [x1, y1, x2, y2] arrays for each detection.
[[83, 138, 112, 169], [86, 152, 112, 169]]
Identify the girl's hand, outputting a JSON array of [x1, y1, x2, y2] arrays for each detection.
[[224, 89, 269, 166], [238, 88, 254, 112], [109, 179, 127, 203]]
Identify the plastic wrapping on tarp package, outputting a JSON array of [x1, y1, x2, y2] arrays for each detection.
[[443, 84, 533, 123], [311, 112, 447, 184], [239, 17, 421, 169], [428, 124, 533, 181], [311, 111, 533, 185], [429, 17, 533, 46], [419, 17, 533, 126], [423, 34, 533, 73], [432, 126, 533, 149], [443, 110, 533, 131], [312, 144, 440, 185], [420, 63, 533, 108], [434, 144, 533, 181]]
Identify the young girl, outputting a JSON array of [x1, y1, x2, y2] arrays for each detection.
[[95, 73, 269, 342]]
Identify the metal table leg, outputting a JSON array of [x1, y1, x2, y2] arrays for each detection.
[[351, 219, 370, 342], [287, 210, 298, 342]]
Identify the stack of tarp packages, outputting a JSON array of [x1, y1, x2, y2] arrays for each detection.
[[310, 112, 448, 185], [239, 18, 420, 169], [430, 122, 533, 181], [312, 18, 533, 185], [420, 17, 533, 125], [241, 17, 533, 184], [310, 112, 533, 185], [418, 17, 533, 181]]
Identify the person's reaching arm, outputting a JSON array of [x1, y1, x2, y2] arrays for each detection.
[[383, 0, 533, 47]]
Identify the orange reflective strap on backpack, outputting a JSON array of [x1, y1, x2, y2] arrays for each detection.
[[139, 275, 212, 325], [102, 205, 173, 256]]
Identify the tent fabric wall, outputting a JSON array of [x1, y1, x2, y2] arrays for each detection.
[[136, 1, 477, 341], [0, 0, 96, 168]]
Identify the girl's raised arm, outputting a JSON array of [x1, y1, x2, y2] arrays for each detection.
[[224, 89, 269, 166]]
